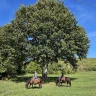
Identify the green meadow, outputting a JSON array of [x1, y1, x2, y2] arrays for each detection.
[[0, 71, 96, 96]]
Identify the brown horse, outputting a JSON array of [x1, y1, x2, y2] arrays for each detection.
[[56, 77, 71, 87], [25, 78, 42, 89]]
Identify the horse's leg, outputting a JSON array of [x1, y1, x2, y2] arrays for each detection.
[[57, 82, 59, 86], [29, 83, 32, 88], [61, 82, 62, 86], [69, 80, 71, 87], [66, 80, 69, 87], [59, 79, 61, 86], [58, 77, 60, 86], [40, 83, 42, 88], [66, 78, 71, 87], [38, 83, 40, 88], [58, 81, 61, 86], [29, 83, 30, 88], [66, 79, 71, 87], [32, 84, 33, 88], [39, 83, 42, 88]]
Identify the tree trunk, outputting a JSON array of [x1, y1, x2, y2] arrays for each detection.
[[17, 65, 22, 74], [42, 64, 48, 81]]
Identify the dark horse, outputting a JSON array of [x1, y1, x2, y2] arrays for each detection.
[[25, 78, 42, 89], [56, 77, 71, 87]]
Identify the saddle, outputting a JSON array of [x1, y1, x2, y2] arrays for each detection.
[[33, 78, 38, 84], [60, 77, 66, 82]]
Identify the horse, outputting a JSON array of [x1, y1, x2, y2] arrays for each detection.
[[25, 78, 42, 89], [56, 77, 71, 87]]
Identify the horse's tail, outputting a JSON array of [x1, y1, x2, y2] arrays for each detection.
[[67, 78, 71, 86], [25, 79, 30, 89]]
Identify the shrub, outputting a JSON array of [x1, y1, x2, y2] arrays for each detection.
[[25, 62, 42, 74], [48, 63, 60, 74], [48, 60, 75, 74]]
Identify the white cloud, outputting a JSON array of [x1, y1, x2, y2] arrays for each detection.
[[88, 32, 96, 38], [68, 4, 94, 24]]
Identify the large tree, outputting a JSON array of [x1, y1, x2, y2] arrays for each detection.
[[2, 0, 89, 79]]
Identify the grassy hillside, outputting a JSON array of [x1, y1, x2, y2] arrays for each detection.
[[48, 58, 96, 74], [77, 58, 96, 71], [0, 71, 96, 96]]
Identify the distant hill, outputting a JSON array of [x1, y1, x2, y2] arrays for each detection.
[[77, 58, 96, 71]]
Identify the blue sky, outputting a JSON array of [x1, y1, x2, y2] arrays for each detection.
[[0, 0, 96, 58]]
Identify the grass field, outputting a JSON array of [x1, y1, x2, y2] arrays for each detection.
[[0, 71, 96, 96]]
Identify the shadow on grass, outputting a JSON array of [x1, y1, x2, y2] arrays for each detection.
[[26, 85, 42, 89], [11, 75, 32, 83], [11, 75, 77, 84], [45, 76, 77, 83]]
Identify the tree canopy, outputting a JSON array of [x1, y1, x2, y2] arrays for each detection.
[[0, 0, 89, 79]]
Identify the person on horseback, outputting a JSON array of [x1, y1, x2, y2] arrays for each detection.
[[33, 71, 38, 80], [59, 71, 65, 82]]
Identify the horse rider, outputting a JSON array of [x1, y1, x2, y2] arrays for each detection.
[[59, 72, 65, 82], [33, 71, 38, 80]]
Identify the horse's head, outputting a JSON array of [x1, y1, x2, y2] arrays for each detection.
[[55, 78, 59, 86]]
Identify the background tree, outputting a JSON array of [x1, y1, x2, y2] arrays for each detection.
[[0, 25, 16, 75], [10, 20, 28, 74], [0, 22, 28, 75]]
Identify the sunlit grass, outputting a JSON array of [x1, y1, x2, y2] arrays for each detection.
[[0, 71, 96, 96]]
